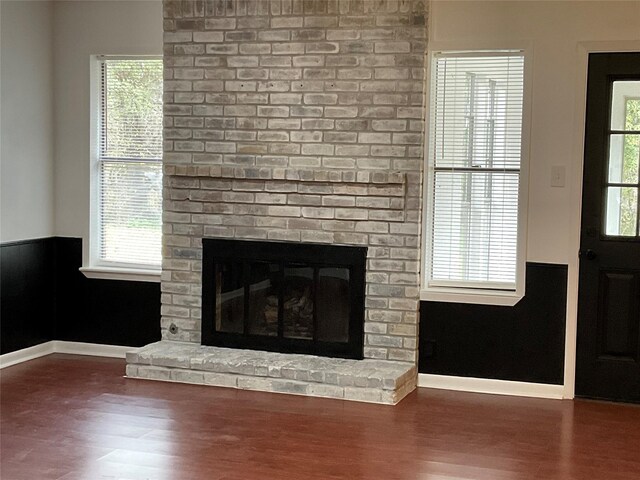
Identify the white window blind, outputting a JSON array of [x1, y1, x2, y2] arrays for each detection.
[[427, 51, 525, 291], [98, 58, 163, 267]]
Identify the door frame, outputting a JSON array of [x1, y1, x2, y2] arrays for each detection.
[[565, 41, 640, 400]]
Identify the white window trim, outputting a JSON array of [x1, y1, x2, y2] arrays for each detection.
[[420, 44, 533, 306], [79, 266, 161, 283], [84, 54, 163, 283]]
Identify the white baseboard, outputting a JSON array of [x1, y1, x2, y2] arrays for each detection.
[[53, 341, 136, 359], [0, 341, 137, 369], [0, 346, 566, 400], [418, 373, 565, 400], [0, 342, 55, 369]]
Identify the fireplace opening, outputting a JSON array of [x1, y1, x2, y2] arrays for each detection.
[[202, 239, 366, 359]]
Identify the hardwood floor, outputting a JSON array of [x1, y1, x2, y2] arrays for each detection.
[[1, 354, 639, 480]]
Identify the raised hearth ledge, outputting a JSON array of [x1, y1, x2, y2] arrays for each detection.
[[163, 164, 406, 186], [126, 341, 417, 405]]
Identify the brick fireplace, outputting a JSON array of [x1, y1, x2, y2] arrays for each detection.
[[126, 0, 427, 404]]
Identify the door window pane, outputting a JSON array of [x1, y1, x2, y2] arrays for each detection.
[[610, 81, 640, 130], [605, 81, 639, 237], [625, 98, 640, 131], [605, 187, 638, 236], [608, 134, 639, 184]]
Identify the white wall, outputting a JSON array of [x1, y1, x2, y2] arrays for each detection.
[[0, 0, 55, 243], [430, 0, 640, 265], [47, 0, 640, 266], [52, 0, 162, 258]]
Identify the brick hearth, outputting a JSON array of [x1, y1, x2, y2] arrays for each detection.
[[127, 341, 416, 404]]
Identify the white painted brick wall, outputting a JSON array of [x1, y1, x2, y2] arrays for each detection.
[[162, 0, 427, 363]]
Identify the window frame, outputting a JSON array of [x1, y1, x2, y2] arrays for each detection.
[[421, 47, 532, 306], [82, 55, 163, 283], [603, 85, 640, 238]]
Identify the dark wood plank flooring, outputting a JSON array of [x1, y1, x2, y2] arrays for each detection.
[[1, 354, 639, 480]]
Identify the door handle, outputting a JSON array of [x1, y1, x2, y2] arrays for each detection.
[[579, 249, 597, 260]]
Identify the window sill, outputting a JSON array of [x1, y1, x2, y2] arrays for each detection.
[[79, 266, 161, 283], [420, 288, 524, 307]]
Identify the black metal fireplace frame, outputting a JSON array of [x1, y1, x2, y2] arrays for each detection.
[[201, 238, 366, 359]]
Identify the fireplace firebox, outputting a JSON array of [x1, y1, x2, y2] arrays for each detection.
[[202, 239, 366, 359]]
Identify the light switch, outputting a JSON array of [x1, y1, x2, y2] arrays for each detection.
[[551, 166, 566, 187]]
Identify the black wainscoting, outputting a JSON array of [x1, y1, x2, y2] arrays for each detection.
[[53, 237, 161, 347], [1, 238, 56, 354], [419, 263, 568, 385], [0, 237, 160, 355]]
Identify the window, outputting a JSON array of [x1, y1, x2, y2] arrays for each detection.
[[91, 57, 163, 273], [423, 51, 527, 303], [604, 80, 639, 237]]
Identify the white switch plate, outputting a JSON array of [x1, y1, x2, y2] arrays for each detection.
[[551, 166, 566, 187]]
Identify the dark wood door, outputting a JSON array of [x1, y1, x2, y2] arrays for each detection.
[[577, 52, 640, 403]]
